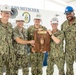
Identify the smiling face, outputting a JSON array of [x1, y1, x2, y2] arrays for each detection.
[[66, 12, 75, 21], [1, 11, 11, 20], [16, 20, 24, 28], [51, 23, 58, 30], [34, 19, 41, 25]]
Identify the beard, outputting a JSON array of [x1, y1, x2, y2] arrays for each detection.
[[67, 16, 74, 21]]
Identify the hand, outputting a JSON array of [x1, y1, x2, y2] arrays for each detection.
[[29, 40, 35, 45], [47, 30, 52, 35], [42, 51, 46, 53], [31, 47, 35, 53]]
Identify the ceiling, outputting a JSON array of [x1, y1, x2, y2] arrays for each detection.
[[63, 0, 76, 3], [0, 0, 76, 12], [47, 0, 76, 11], [61, 0, 76, 7]]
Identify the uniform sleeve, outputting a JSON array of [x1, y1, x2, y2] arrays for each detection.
[[42, 26, 47, 30], [61, 24, 63, 31], [61, 22, 66, 38], [61, 21, 66, 31], [27, 27, 30, 40], [13, 29, 20, 40], [27, 27, 32, 52], [43, 26, 47, 30], [57, 31, 64, 42]]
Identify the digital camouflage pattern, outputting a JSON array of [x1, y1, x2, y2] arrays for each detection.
[[27, 25, 47, 75], [13, 26, 29, 75], [47, 30, 65, 75], [30, 52, 44, 75], [61, 18, 76, 75], [13, 26, 27, 54], [27, 25, 47, 40], [0, 19, 15, 75]]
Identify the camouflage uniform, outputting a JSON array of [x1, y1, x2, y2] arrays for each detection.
[[47, 30, 65, 75], [27, 25, 46, 75], [61, 18, 76, 75], [0, 20, 14, 75], [13, 26, 29, 75]]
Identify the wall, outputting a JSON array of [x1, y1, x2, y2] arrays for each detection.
[[0, 5, 66, 29]]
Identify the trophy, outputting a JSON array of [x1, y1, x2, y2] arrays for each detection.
[[34, 29, 50, 52]]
